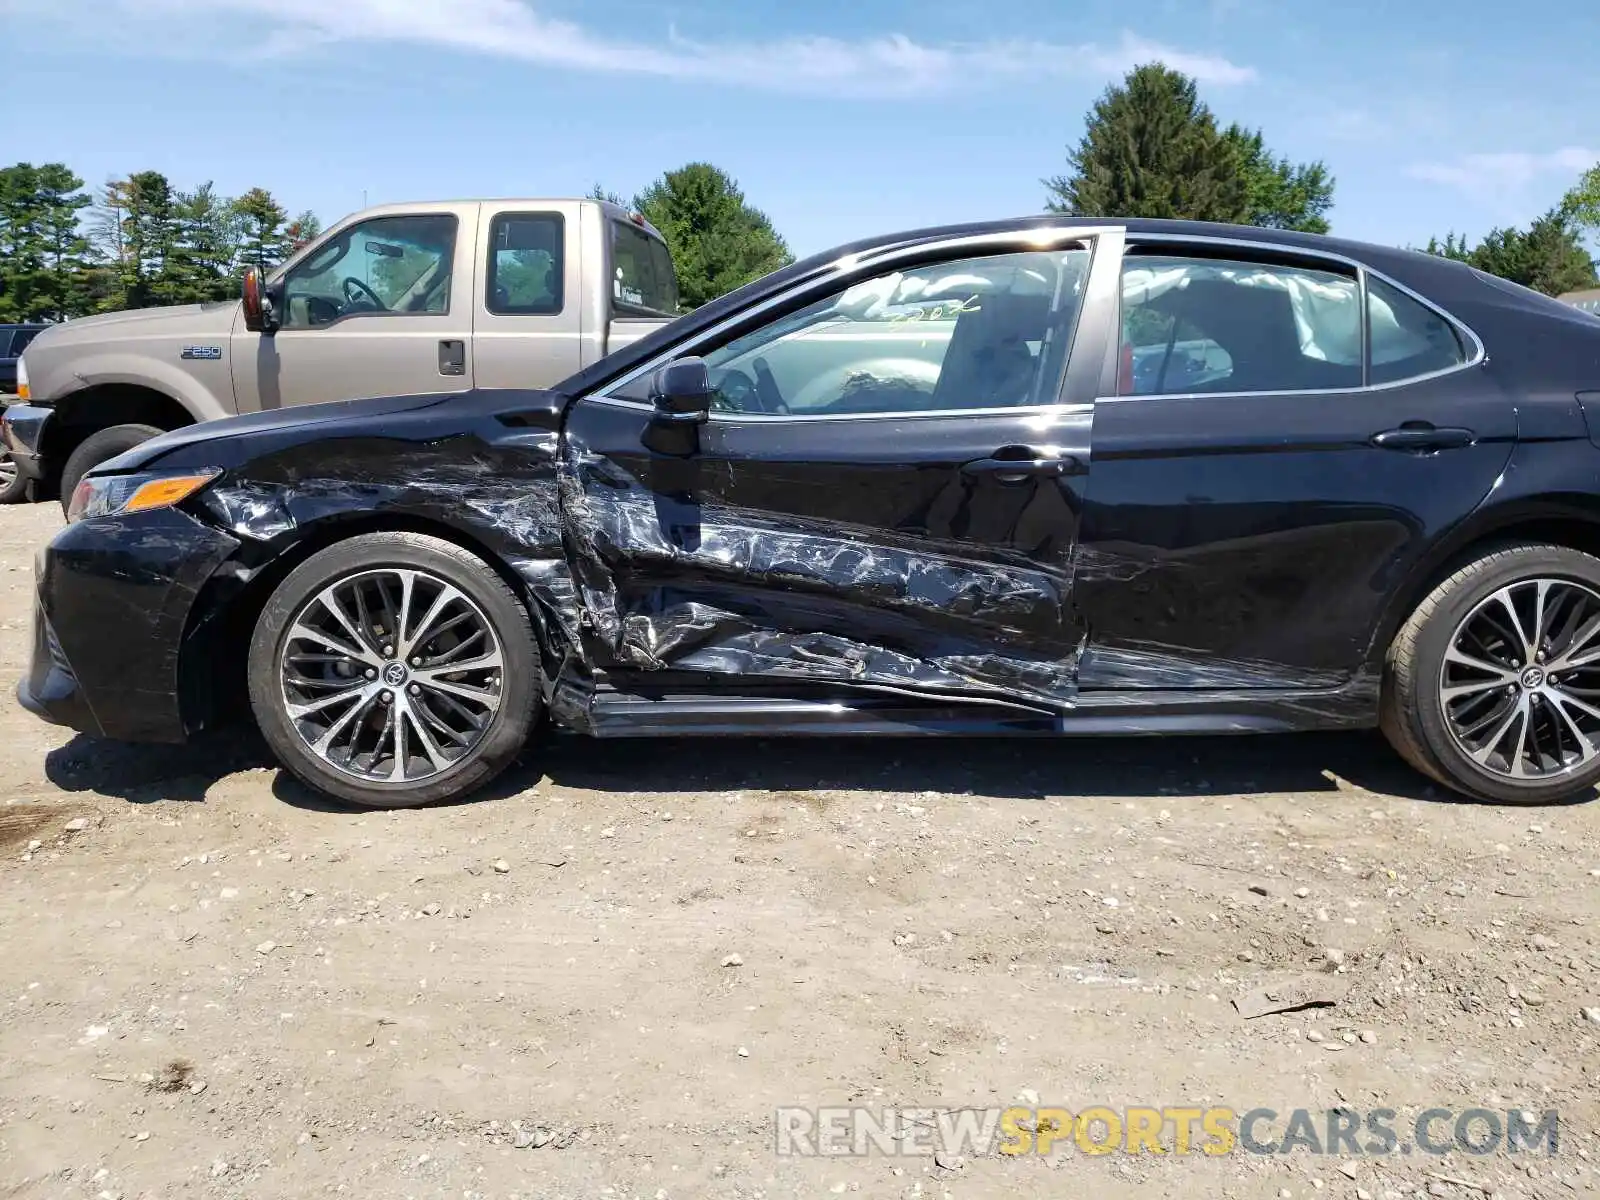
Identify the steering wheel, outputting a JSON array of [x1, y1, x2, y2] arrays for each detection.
[[711, 368, 757, 412], [342, 276, 386, 313], [751, 357, 789, 414]]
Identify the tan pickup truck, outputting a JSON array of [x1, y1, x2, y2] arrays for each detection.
[[2, 198, 680, 508]]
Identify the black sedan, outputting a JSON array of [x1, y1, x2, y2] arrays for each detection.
[[17, 217, 1600, 808]]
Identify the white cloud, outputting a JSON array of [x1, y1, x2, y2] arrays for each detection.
[[30, 0, 1257, 96], [1408, 146, 1598, 200]]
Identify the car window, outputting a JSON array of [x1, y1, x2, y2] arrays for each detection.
[[10, 328, 41, 355], [611, 221, 679, 316], [695, 248, 1092, 417], [1368, 276, 1467, 384], [280, 214, 457, 330], [1119, 254, 1361, 395], [487, 213, 564, 315]]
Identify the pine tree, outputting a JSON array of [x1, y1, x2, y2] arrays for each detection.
[[1044, 64, 1251, 223], [0, 163, 49, 321], [34, 164, 93, 319], [632, 163, 791, 309], [123, 170, 180, 307], [232, 187, 292, 273], [173, 182, 243, 303]]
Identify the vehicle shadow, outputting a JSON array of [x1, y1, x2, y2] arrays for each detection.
[[43, 728, 274, 804], [44, 726, 1597, 812]]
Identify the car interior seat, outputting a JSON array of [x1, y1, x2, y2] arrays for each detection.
[[932, 292, 1050, 409]]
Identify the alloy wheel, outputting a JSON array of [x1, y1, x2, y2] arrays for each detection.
[[0, 449, 17, 491], [278, 568, 505, 784], [1440, 577, 1600, 780]]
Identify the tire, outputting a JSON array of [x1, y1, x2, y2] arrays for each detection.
[[59, 423, 165, 514], [0, 447, 27, 504], [248, 532, 540, 808], [1382, 541, 1600, 804]]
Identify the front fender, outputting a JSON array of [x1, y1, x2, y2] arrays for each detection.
[[47, 353, 229, 423], [190, 425, 583, 691]]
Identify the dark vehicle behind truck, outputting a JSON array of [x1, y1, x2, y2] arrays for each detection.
[[1, 324, 49, 503]]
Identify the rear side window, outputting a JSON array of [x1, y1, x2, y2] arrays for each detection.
[[11, 328, 41, 354], [1120, 255, 1362, 395], [487, 213, 564, 315], [610, 221, 679, 316], [1367, 277, 1467, 384]]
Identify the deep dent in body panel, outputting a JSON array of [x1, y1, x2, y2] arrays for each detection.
[[197, 435, 585, 683], [556, 433, 1087, 706], [193, 427, 1368, 717]]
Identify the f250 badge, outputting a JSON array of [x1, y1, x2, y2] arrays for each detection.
[[180, 345, 222, 361]]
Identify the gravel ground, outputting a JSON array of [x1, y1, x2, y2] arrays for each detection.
[[0, 499, 1597, 1199]]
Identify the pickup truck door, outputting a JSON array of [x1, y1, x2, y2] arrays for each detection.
[[561, 230, 1120, 711], [230, 202, 480, 412], [471, 203, 589, 389]]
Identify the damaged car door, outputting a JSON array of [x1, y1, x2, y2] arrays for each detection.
[[562, 233, 1120, 709], [1075, 240, 1514, 689]]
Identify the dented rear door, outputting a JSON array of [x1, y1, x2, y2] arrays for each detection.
[[560, 230, 1123, 708]]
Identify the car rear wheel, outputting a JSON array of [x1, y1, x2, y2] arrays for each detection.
[[1382, 542, 1600, 804], [59, 423, 165, 514], [248, 532, 540, 808]]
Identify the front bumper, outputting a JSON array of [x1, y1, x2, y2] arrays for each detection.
[[17, 507, 241, 743], [1, 403, 52, 481]]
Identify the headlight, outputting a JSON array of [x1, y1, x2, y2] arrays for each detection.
[[67, 469, 221, 524], [15, 354, 28, 401]]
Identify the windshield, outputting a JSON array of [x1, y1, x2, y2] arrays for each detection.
[[610, 221, 679, 317]]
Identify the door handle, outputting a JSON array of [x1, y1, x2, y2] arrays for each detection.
[[438, 339, 466, 377], [1371, 423, 1475, 451], [962, 447, 1083, 483]]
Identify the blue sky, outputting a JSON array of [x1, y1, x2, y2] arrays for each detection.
[[2, 0, 1596, 258]]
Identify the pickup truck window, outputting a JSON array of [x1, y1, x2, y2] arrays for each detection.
[[611, 221, 679, 317], [486, 213, 564, 315], [279, 214, 458, 330]]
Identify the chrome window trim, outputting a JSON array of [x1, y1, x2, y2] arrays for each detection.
[[1103, 232, 1486, 402], [586, 226, 1120, 418], [582, 392, 1097, 424]]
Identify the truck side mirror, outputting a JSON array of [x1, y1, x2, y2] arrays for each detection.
[[650, 357, 715, 425], [241, 266, 280, 335]]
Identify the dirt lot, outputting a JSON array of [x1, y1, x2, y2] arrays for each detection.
[[1, 500, 1598, 1200]]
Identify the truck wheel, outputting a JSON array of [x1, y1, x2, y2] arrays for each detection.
[[0, 448, 27, 504], [247, 532, 540, 808], [59, 424, 165, 514]]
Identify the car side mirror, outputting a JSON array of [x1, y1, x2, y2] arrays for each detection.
[[241, 266, 281, 335], [650, 357, 715, 425], [641, 357, 715, 458]]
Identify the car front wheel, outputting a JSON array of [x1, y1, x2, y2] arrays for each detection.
[[247, 532, 540, 808], [1383, 542, 1600, 804]]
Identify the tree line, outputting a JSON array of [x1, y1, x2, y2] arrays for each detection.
[[0, 164, 318, 322], [3, 62, 1596, 324], [1046, 64, 1598, 296]]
